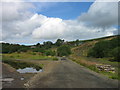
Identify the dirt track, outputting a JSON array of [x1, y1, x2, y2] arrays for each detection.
[[25, 59, 119, 88], [2, 59, 119, 88]]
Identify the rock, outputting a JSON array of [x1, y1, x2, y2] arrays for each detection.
[[24, 83, 29, 87], [96, 64, 115, 73], [105, 65, 111, 67], [110, 68, 115, 70]]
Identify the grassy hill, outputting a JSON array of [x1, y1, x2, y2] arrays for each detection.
[[72, 35, 118, 57], [69, 35, 120, 80]]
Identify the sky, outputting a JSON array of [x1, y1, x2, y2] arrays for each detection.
[[0, 0, 118, 45], [33, 2, 93, 20]]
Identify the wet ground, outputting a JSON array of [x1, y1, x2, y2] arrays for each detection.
[[1, 58, 119, 88], [2, 63, 35, 88]]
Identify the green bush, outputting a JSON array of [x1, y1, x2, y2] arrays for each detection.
[[45, 50, 56, 56], [33, 48, 45, 53], [88, 37, 120, 59], [32, 52, 36, 55], [57, 45, 71, 57], [110, 47, 120, 62], [52, 57, 58, 61]]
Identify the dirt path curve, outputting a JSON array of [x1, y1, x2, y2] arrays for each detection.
[[26, 59, 118, 88]]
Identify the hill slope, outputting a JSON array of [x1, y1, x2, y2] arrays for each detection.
[[69, 35, 120, 80], [72, 35, 118, 56]]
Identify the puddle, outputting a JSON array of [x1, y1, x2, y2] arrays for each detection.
[[20, 77, 24, 80], [17, 67, 43, 73], [0, 78, 14, 83]]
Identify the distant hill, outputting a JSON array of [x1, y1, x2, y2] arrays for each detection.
[[1, 35, 119, 59], [72, 35, 120, 57]]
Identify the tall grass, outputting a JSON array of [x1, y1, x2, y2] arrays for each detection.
[[2, 52, 56, 60], [69, 55, 119, 80]]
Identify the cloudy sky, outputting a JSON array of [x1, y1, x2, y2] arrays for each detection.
[[1, 0, 118, 45]]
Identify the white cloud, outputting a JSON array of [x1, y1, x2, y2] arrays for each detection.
[[31, 14, 116, 41], [1, 1, 34, 22], [1, 1, 118, 44], [32, 15, 66, 39], [78, 1, 118, 28], [1, 1, 35, 41]]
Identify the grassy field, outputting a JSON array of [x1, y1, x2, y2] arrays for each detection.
[[2, 51, 58, 61], [2, 51, 58, 69], [2, 51, 59, 71]]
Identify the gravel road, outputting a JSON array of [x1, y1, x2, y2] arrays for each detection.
[[25, 59, 118, 88]]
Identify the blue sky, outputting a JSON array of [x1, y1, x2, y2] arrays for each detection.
[[2, 1, 117, 45], [32, 2, 93, 20]]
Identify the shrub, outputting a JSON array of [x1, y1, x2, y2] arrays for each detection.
[[110, 47, 120, 62], [88, 37, 120, 59], [52, 57, 58, 61], [57, 45, 71, 57], [32, 52, 36, 55], [45, 50, 56, 56]]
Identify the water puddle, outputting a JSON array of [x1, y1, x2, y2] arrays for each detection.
[[17, 67, 43, 73], [20, 77, 24, 80], [0, 78, 14, 83]]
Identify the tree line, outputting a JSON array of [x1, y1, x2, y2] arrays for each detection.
[[1, 39, 73, 57]]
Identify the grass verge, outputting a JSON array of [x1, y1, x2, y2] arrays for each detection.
[[69, 55, 119, 80]]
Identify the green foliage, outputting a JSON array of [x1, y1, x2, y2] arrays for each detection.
[[3, 59, 42, 69], [55, 39, 64, 46], [31, 52, 36, 55], [88, 40, 110, 58], [36, 43, 40, 46], [57, 45, 71, 56], [18, 47, 29, 52], [110, 47, 120, 62], [3, 52, 55, 60], [52, 57, 58, 61], [75, 39, 80, 46], [32, 47, 45, 53], [1, 43, 30, 53], [43, 41, 53, 49], [88, 37, 120, 61], [45, 50, 56, 56]]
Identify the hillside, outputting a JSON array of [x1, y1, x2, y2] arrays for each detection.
[[69, 35, 120, 80], [72, 35, 119, 57]]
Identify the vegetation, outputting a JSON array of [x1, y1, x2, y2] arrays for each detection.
[[45, 50, 56, 56], [70, 35, 120, 80], [52, 57, 59, 61], [1, 43, 30, 53], [88, 37, 120, 62], [2, 52, 55, 60], [55, 39, 64, 46], [57, 45, 71, 56], [43, 41, 53, 49], [2, 57, 43, 70], [1, 35, 120, 80], [69, 55, 119, 80]]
